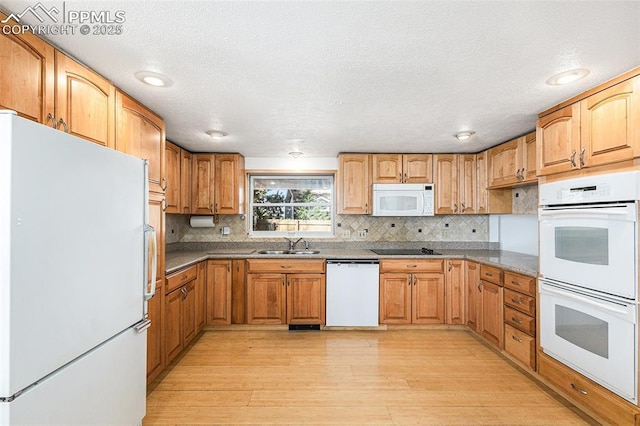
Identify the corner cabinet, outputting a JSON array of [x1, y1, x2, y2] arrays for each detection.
[[488, 131, 537, 188], [337, 154, 371, 214], [246, 259, 325, 325]]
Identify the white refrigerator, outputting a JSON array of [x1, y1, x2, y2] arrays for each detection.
[[0, 111, 155, 425]]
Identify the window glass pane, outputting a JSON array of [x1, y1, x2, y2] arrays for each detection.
[[555, 227, 608, 265], [555, 305, 608, 358]]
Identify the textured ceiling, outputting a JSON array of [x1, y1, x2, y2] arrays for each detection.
[[2, 1, 639, 157]]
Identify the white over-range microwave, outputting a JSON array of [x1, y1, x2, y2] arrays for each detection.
[[372, 183, 434, 216]]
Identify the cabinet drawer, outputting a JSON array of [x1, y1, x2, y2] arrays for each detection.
[[166, 264, 197, 294], [247, 258, 325, 273], [504, 306, 535, 336], [480, 264, 503, 285], [379, 259, 444, 273], [504, 288, 535, 316], [504, 272, 536, 296], [504, 324, 535, 371], [538, 352, 640, 426]]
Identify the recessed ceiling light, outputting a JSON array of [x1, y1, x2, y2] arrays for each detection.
[[546, 69, 589, 86], [206, 130, 228, 139], [454, 131, 475, 141], [289, 151, 303, 158], [135, 71, 172, 87]]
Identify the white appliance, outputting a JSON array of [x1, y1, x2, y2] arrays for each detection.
[[538, 171, 640, 404], [0, 111, 156, 424], [372, 183, 434, 216], [325, 260, 379, 326]]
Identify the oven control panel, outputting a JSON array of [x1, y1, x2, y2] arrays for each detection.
[[540, 171, 640, 205]]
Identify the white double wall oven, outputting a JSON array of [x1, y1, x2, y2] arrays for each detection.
[[538, 171, 640, 403]]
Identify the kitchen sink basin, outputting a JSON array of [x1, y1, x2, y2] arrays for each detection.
[[257, 250, 320, 255]]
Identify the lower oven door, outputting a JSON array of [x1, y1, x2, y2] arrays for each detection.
[[539, 280, 638, 403]]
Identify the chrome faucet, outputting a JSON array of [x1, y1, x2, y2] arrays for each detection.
[[284, 237, 303, 251]]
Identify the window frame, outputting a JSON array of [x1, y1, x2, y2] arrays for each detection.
[[247, 173, 335, 238]]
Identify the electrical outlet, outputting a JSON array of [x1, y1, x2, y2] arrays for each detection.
[[342, 230, 351, 238], [357, 229, 368, 239], [442, 229, 450, 239]]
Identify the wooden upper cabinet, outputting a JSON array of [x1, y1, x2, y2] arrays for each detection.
[[433, 154, 458, 214], [372, 154, 432, 183], [115, 90, 166, 193], [337, 154, 371, 214], [56, 51, 115, 149], [580, 76, 640, 168], [458, 154, 477, 214], [0, 15, 54, 124], [215, 153, 245, 215], [522, 132, 537, 182], [537, 104, 582, 176], [180, 150, 192, 214], [488, 132, 537, 187], [191, 154, 215, 214], [165, 142, 181, 213]]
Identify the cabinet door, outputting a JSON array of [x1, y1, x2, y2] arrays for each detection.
[[0, 19, 54, 124], [180, 150, 192, 214], [215, 154, 244, 214], [337, 154, 371, 214], [372, 154, 402, 183], [182, 281, 197, 347], [403, 154, 433, 183], [246, 273, 286, 324], [286, 273, 325, 325], [164, 142, 181, 213], [480, 281, 504, 349], [191, 154, 215, 214], [55, 51, 115, 149], [522, 132, 538, 182], [488, 138, 519, 188], [412, 273, 445, 324], [465, 261, 480, 332], [537, 104, 581, 176], [146, 278, 164, 383], [476, 151, 488, 214], [148, 192, 165, 281], [379, 273, 412, 324], [115, 91, 166, 194], [445, 260, 465, 325], [434, 154, 458, 214], [195, 261, 206, 332], [164, 287, 183, 364], [458, 154, 477, 214], [206, 260, 232, 325], [231, 260, 247, 324], [580, 77, 640, 167]]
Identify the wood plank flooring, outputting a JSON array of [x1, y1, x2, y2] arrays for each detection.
[[144, 329, 596, 425]]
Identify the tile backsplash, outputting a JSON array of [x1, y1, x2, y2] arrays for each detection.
[[166, 213, 489, 243], [512, 185, 538, 215]]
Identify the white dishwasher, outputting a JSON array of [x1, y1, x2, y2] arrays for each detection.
[[325, 259, 380, 326]]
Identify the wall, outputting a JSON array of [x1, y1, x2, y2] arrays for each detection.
[[492, 185, 539, 256]]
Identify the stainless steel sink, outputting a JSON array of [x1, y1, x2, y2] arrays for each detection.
[[257, 250, 320, 255]]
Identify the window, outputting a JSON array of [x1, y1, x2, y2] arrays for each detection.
[[249, 174, 334, 237]]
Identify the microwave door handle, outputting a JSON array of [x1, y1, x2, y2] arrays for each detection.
[[540, 284, 634, 320]]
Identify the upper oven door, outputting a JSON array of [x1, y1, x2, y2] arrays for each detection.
[[539, 202, 637, 299]]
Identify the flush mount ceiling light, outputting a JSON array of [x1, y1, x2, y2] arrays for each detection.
[[135, 71, 172, 87], [546, 69, 590, 86], [206, 130, 228, 140], [454, 131, 475, 141], [289, 151, 304, 158]]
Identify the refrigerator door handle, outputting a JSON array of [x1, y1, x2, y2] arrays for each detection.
[[143, 224, 157, 301], [133, 319, 152, 333]]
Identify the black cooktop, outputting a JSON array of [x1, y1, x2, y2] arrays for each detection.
[[370, 248, 442, 256]]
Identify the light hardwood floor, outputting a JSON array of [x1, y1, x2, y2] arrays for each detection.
[[144, 329, 596, 425]]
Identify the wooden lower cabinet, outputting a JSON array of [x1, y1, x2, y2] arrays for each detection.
[[479, 280, 503, 349], [195, 261, 206, 331], [445, 259, 465, 324], [465, 261, 480, 332], [165, 267, 199, 364], [503, 271, 536, 371], [246, 273, 286, 324], [286, 273, 325, 325], [146, 278, 164, 384], [231, 260, 247, 324], [206, 260, 232, 325], [538, 352, 640, 425]]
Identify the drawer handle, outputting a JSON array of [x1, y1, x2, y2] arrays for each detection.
[[281, 265, 291, 269], [407, 265, 418, 268], [511, 334, 523, 343], [511, 316, 523, 324], [485, 272, 493, 277], [571, 383, 588, 395], [511, 280, 521, 286], [511, 298, 522, 305]]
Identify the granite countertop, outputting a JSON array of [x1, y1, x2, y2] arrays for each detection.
[[166, 248, 538, 277]]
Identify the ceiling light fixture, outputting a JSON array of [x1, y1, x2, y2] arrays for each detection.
[[546, 69, 589, 86], [206, 130, 228, 139], [455, 131, 475, 141], [135, 71, 172, 87], [289, 151, 303, 158]]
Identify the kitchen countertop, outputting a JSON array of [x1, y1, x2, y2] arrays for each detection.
[[166, 248, 538, 277]]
